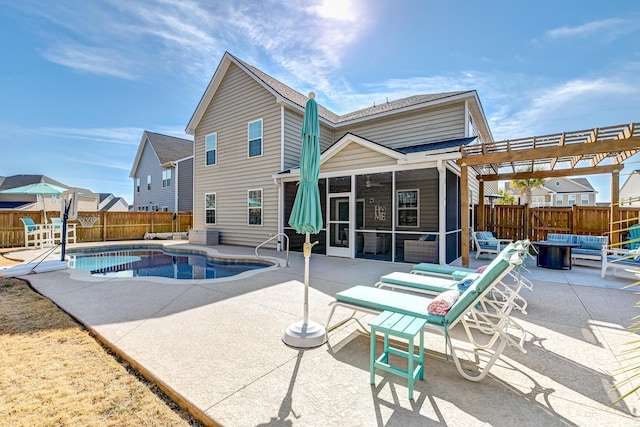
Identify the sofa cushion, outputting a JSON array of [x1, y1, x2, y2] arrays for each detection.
[[581, 241, 602, 250]]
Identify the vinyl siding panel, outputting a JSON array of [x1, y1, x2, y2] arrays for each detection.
[[283, 108, 334, 170], [321, 142, 397, 174], [177, 157, 193, 211], [334, 103, 465, 148], [193, 63, 281, 247], [132, 142, 175, 211]]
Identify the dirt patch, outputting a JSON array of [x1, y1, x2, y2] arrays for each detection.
[[0, 277, 205, 426]]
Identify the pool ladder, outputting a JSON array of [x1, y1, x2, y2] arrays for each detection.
[[255, 233, 290, 267]]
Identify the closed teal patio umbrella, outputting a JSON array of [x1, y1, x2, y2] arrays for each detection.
[[283, 92, 327, 348]]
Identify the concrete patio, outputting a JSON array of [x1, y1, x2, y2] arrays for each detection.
[[5, 241, 640, 426]]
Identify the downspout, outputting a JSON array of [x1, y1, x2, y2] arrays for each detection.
[[437, 159, 446, 265], [277, 105, 285, 251], [173, 161, 179, 212]]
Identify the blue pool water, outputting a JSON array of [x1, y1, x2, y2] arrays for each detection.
[[67, 246, 272, 279]]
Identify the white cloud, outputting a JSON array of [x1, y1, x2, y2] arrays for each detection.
[[544, 18, 634, 41], [43, 44, 138, 79], [36, 126, 144, 145]]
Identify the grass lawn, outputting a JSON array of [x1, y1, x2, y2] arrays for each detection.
[[0, 276, 201, 426]]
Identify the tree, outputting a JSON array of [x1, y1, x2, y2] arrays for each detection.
[[510, 167, 546, 205], [497, 189, 517, 205]]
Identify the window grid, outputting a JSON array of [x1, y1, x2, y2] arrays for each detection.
[[206, 133, 217, 165], [248, 119, 263, 158], [205, 193, 216, 224], [162, 170, 171, 188], [248, 189, 263, 225]]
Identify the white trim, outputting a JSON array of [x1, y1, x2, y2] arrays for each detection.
[[247, 188, 263, 226], [437, 159, 446, 264], [205, 192, 216, 225], [248, 118, 264, 158], [205, 132, 217, 166], [280, 105, 285, 171], [174, 161, 179, 212]]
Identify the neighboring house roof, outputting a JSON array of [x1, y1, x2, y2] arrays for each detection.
[[0, 201, 32, 209], [0, 174, 68, 191], [100, 197, 127, 211], [186, 52, 491, 139], [129, 131, 193, 177], [543, 177, 596, 194]]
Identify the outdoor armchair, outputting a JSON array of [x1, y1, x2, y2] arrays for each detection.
[[20, 217, 51, 248]]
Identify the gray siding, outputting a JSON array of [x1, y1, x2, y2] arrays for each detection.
[[334, 102, 465, 148], [177, 157, 193, 211], [193, 62, 281, 247], [132, 141, 176, 211], [322, 142, 396, 173]]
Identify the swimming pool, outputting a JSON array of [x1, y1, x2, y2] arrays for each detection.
[[67, 245, 274, 280]]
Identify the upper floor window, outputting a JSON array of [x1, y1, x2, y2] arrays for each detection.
[[136, 178, 140, 193], [206, 133, 217, 165], [248, 119, 263, 158], [580, 194, 589, 205], [555, 195, 563, 206], [248, 189, 263, 225], [567, 195, 576, 205], [162, 169, 171, 188], [147, 175, 151, 190], [205, 193, 216, 224]]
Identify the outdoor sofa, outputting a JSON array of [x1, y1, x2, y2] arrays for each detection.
[[545, 233, 608, 263]]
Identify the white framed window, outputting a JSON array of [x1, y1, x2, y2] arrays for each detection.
[[162, 169, 171, 187], [205, 193, 216, 224], [135, 178, 140, 193], [555, 195, 563, 206], [161, 206, 169, 212], [248, 119, 263, 158], [206, 133, 217, 165], [567, 195, 576, 205], [397, 189, 419, 227], [581, 194, 589, 205], [248, 188, 263, 225], [147, 175, 151, 190]]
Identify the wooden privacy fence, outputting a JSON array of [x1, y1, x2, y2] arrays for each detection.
[[0, 211, 193, 248], [475, 205, 640, 242]]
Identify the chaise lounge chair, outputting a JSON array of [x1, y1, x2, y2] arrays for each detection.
[[326, 243, 528, 381]]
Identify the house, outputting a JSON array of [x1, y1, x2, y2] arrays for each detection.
[[531, 177, 597, 207], [0, 174, 99, 212], [98, 193, 130, 212], [130, 131, 193, 212], [620, 170, 640, 206], [185, 52, 492, 264]]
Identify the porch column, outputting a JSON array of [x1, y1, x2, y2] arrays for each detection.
[[437, 160, 446, 264], [478, 180, 485, 231], [610, 169, 620, 246], [461, 164, 469, 267]]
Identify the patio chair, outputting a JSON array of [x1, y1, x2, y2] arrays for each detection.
[[326, 244, 527, 381], [20, 217, 51, 248], [50, 217, 77, 244], [473, 231, 512, 259], [362, 232, 383, 254], [628, 224, 640, 250]]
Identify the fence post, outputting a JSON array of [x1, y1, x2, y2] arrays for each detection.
[[523, 204, 530, 241], [571, 205, 577, 234], [102, 212, 107, 241]]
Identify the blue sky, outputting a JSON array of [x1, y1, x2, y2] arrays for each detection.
[[1, 0, 639, 203]]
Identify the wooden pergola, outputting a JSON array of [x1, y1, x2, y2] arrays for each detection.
[[458, 122, 640, 267]]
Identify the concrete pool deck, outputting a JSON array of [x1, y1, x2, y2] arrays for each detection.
[[4, 241, 640, 426]]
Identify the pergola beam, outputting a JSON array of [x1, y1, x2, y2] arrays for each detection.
[[477, 164, 622, 182], [458, 136, 640, 167]]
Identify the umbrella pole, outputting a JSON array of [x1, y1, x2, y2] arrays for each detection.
[[303, 232, 310, 325]]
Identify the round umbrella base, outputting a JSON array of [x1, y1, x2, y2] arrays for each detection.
[[282, 320, 327, 348]]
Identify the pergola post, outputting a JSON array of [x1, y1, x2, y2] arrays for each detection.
[[478, 180, 485, 231], [461, 164, 469, 267], [611, 169, 620, 245]]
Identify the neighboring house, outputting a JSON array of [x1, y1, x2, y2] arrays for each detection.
[[620, 170, 640, 206], [130, 131, 194, 212], [0, 174, 99, 212], [184, 52, 493, 264], [505, 177, 597, 207], [98, 193, 130, 212]]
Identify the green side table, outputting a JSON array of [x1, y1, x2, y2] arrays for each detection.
[[369, 310, 426, 400]]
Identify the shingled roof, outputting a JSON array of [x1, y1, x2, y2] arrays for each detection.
[[145, 132, 193, 164], [0, 174, 68, 191], [232, 53, 471, 124]]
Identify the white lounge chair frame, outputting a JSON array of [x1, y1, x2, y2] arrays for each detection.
[[326, 247, 527, 382]]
